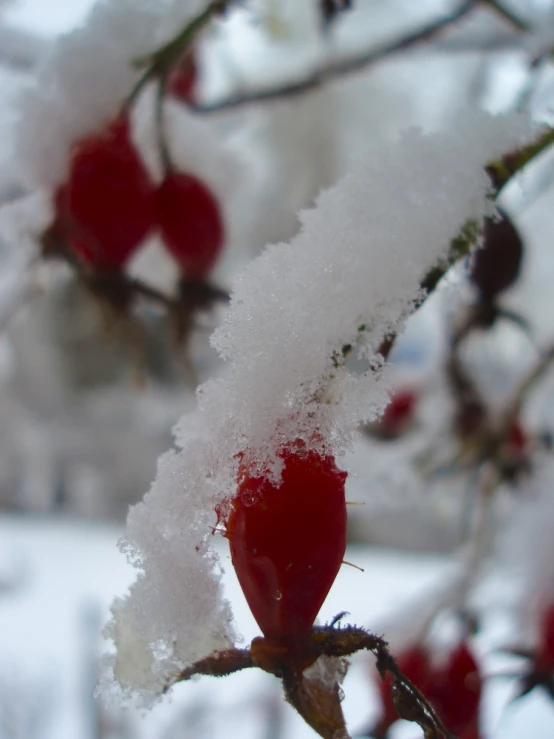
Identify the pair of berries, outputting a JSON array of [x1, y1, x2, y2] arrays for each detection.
[[54, 113, 224, 281], [374, 640, 482, 738]]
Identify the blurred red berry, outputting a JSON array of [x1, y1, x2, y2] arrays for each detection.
[[370, 389, 417, 440], [56, 114, 156, 271], [226, 443, 347, 657], [157, 171, 224, 281], [536, 602, 554, 672], [427, 642, 482, 738], [373, 640, 481, 738], [167, 54, 198, 105], [383, 390, 416, 426], [506, 419, 528, 454], [375, 644, 431, 735]]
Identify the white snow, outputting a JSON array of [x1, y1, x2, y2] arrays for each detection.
[[109, 110, 533, 696], [2, 515, 553, 738]]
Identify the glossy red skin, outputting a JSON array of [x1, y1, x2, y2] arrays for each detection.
[[426, 642, 482, 738], [58, 115, 156, 270], [227, 446, 347, 650], [157, 172, 224, 280]]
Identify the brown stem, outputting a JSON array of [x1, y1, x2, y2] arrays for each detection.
[[503, 342, 554, 427], [155, 77, 173, 174], [164, 647, 253, 692], [128, 277, 176, 310], [125, 0, 233, 109], [481, 0, 531, 32]]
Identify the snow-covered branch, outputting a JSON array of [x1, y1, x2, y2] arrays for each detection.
[[102, 109, 530, 699]]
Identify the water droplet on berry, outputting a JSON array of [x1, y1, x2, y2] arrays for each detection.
[[274, 590, 283, 601]]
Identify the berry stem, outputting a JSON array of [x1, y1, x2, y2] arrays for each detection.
[[155, 77, 173, 173]]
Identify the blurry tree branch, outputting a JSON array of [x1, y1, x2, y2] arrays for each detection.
[[193, 0, 532, 113]]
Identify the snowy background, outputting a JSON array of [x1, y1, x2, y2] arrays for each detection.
[[2, 0, 554, 737]]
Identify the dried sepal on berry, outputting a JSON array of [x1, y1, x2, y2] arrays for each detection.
[[282, 656, 349, 739], [165, 621, 454, 739]]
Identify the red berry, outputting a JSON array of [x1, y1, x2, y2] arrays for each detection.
[[506, 419, 528, 454], [382, 390, 416, 427], [374, 640, 481, 738], [57, 115, 156, 270], [375, 644, 431, 733], [157, 172, 224, 281], [372, 389, 417, 440], [536, 602, 554, 671], [426, 642, 481, 737], [226, 443, 347, 653], [459, 719, 481, 739], [167, 54, 198, 105]]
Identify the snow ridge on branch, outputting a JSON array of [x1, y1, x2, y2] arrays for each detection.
[[101, 109, 531, 700]]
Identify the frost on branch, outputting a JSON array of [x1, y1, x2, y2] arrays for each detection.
[[103, 111, 531, 699]]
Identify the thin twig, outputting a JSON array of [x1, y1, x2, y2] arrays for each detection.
[[504, 342, 554, 421], [155, 77, 173, 173], [126, 0, 233, 108], [193, 0, 480, 113], [482, 0, 532, 32]]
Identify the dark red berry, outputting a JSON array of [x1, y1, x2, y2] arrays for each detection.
[[57, 115, 156, 270], [506, 419, 528, 454], [370, 389, 417, 440], [382, 390, 416, 427], [375, 644, 431, 734], [426, 642, 482, 737], [373, 640, 482, 738], [536, 603, 554, 672], [157, 172, 224, 281], [167, 54, 198, 105], [226, 443, 347, 655]]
